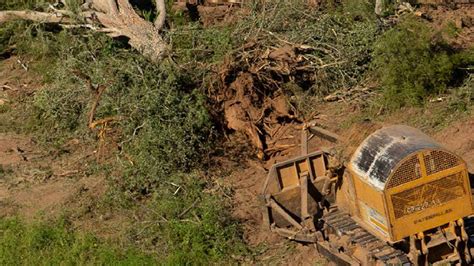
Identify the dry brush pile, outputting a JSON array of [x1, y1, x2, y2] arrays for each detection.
[[205, 1, 380, 158]]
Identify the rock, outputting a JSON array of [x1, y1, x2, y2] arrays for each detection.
[[461, 17, 473, 28]]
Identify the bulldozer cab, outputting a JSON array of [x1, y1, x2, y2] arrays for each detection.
[[347, 125, 474, 242]]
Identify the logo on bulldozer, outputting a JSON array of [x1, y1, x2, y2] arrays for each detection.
[[405, 199, 442, 215]]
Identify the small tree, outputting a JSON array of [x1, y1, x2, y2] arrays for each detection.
[[372, 16, 458, 107]]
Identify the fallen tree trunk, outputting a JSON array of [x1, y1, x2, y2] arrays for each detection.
[[0, 10, 74, 24], [0, 0, 168, 62]]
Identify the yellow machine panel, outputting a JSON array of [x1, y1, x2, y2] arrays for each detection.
[[348, 126, 474, 242], [386, 154, 472, 241]]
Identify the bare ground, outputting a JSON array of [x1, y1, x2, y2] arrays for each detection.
[[0, 57, 130, 239]]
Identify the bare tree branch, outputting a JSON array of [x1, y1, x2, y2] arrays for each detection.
[[0, 10, 73, 24], [154, 0, 166, 30], [107, 0, 119, 14]]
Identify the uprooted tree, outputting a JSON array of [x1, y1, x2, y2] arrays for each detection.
[[0, 0, 167, 62]]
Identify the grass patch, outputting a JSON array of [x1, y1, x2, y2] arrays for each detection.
[[0, 217, 156, 265], [125, 172, 246, 264]]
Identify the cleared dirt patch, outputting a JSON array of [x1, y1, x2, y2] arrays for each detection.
[[419, 5, 474, 49], [0, 134, 33, 166], [435, 117, 474, 172]]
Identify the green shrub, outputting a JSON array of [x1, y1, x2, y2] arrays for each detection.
[[341, 0, 376, 21], [0, 218, 156, 265], [0, 0, 49, 10], [7, 26, 240, 259], [447, 73, 474, 112], [372, 16, 471, 108], [113, 61, 212, 194], [170, 24, 233, 65], [6, 27, 213, 192]]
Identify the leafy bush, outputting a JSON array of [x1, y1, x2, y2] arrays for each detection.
[[0, 0, 48, 10], [170, 24, 233, 65], [18, 26, 242, 260], [341, 0, 376, 21], [9, 29, 213, 193], [447, 73, 474, 112], [372, 16, 472, 108], [0, 218, 156, 265]]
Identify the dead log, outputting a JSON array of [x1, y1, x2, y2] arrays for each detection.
[[0, 0, 168, 62], [0, 11, 74, 24]]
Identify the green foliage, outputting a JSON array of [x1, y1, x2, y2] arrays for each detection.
[[170, 25, 233, 65], [341, 0, 376, 21], [0, 217, 156, 265], [0, 0, 51, 10], [372, 16, 471, 108], [3, 27, 212, 191], [0, 1, 217, 162], [447, 73, 474, 112], [128, 172, 245, 264], [376, 0, 396, 17], [0, 8, 241, 263], [113, 61, 212, 194], [0, 0, 55, 53], [230, 0, 379, 97]]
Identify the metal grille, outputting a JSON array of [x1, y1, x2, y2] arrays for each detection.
[[386, 155, 422, 189], [423, 150, 461, 176], [391, 173, 465, 219]]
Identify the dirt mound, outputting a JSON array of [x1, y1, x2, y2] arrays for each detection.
[[222, 72, 299, 158], [197, 5, 242, 27], [227, 158, 326, 264], [172, 2, 242, 27], [228, 160, 270, 245], [419, 4, 474, 49]]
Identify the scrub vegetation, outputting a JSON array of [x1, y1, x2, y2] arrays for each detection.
[[0, 0, 472, 264]]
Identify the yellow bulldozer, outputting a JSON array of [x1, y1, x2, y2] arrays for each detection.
[[262, 124, 474, 265]]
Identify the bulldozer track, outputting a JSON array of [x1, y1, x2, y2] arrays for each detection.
[[464, 216, 474, 245], [322, 208, 411, 265], [321, 209, 474, 265]]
